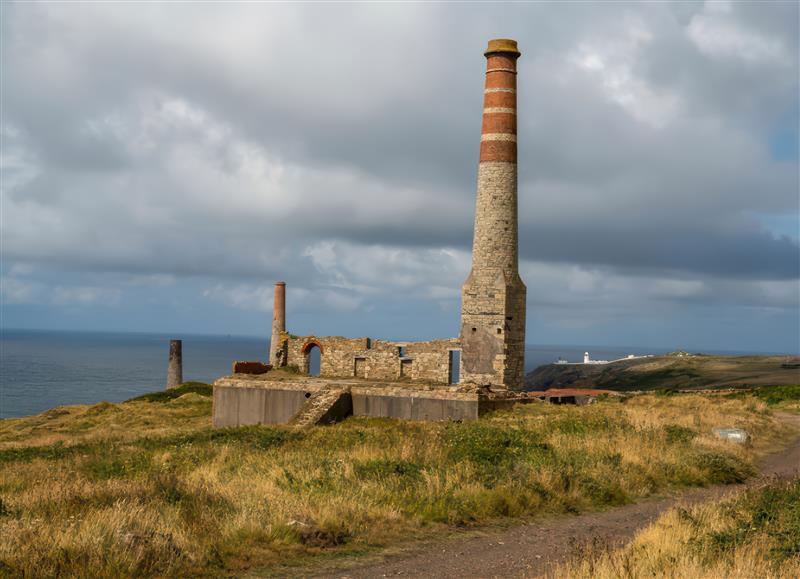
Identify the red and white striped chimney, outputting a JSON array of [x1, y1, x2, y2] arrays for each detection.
[[459, 39, 527, 390]]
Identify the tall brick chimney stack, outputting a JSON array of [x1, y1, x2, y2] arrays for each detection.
[[270, 282, 286, 365], [459, 39, 527, 390]]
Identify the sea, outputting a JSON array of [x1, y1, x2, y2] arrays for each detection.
[[0, 329, 776, 419]]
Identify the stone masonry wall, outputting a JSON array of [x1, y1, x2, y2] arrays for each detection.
[[280, 333, 459, 384]]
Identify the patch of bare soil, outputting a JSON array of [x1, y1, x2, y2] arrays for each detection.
[[313, 414, 800, 579]]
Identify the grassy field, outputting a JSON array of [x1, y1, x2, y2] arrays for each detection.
[[0, 385, 797, 577], [558, 477, 800, 578]]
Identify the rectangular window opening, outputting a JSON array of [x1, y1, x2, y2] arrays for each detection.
[[448, 350, 461, 384]]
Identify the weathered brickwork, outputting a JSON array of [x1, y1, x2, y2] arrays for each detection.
[[276, 333, 460, 385], [460, 38, 527, 390], [270, 282, 286, 365]]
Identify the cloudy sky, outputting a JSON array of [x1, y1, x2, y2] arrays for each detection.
[[2, 1, 798, 353]]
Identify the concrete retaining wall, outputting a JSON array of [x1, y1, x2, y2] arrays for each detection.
[[212, 377, 498, 427], [213, 384, 315, 427], [351, 388, 479, 421]]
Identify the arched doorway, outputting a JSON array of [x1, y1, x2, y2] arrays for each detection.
[[301, 340, 323, 376]]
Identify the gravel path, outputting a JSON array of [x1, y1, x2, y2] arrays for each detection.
[[323, 413, 800, 579]]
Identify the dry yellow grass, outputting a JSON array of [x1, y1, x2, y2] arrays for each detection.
[[0, 392, 796, 576], [556, 478, 800, 578], [0, 394, 211, 449]]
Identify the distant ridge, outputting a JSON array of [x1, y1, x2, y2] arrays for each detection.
[[524, 353, 800, 392]]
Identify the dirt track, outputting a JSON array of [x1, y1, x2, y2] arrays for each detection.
[[320, 413, 800, 579]]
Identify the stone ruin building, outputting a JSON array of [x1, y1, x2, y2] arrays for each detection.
[[213, 39, 534, 427]]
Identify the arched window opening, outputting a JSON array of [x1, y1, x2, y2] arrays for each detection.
[[301, 340, 323, 377], [306, 345, 321, 376]]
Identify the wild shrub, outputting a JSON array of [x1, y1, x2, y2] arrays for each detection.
[[82, 450, 153, 480], [577, 475, 629, 507], [691, 451, 752, 484], [545, 412, 630, 437], [664, 424, 698, 444], [444, 422, 549, 467], [152, 471, 184, 505], [354, 458, 422, 481], [755, 384, 800, 405]]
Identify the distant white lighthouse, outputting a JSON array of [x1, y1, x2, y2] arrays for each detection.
[[584, 351, 590, 364]]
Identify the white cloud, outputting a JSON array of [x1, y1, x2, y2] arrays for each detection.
[[567, 17, 680, 127], [688, 1, 788, 64]]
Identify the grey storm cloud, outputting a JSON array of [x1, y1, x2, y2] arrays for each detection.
[[1, 1, 798, 307]]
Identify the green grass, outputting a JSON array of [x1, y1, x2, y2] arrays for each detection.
[[126, 382, 213, 403], [0, 425, 298, 465]]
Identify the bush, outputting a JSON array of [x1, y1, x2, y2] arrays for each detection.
[[444, 422, 550, 467], [354, 459, 422, 481], [82, 450, 152, 480], [664, 425, 698, 444], [692, 451, 752, 484], [725, 384, 800, 406], [578, 476, 629, 506], [755, 384, 800, 405]]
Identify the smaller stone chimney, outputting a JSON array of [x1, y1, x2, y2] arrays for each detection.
[[270, 282, 286, 365], [166, 339, 183, 388]]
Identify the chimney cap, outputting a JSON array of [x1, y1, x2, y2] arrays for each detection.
[[485, 38, 521, 57], [275, 281, 286, 286]]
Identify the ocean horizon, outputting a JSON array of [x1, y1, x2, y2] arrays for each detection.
[[0, 328, 791, 419]]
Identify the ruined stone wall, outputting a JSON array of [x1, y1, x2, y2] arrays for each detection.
[[355, 339, 403, 381], [281, 333, 460, 384], [283, 335, 369, 376], [405, 339, 461, 383]]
